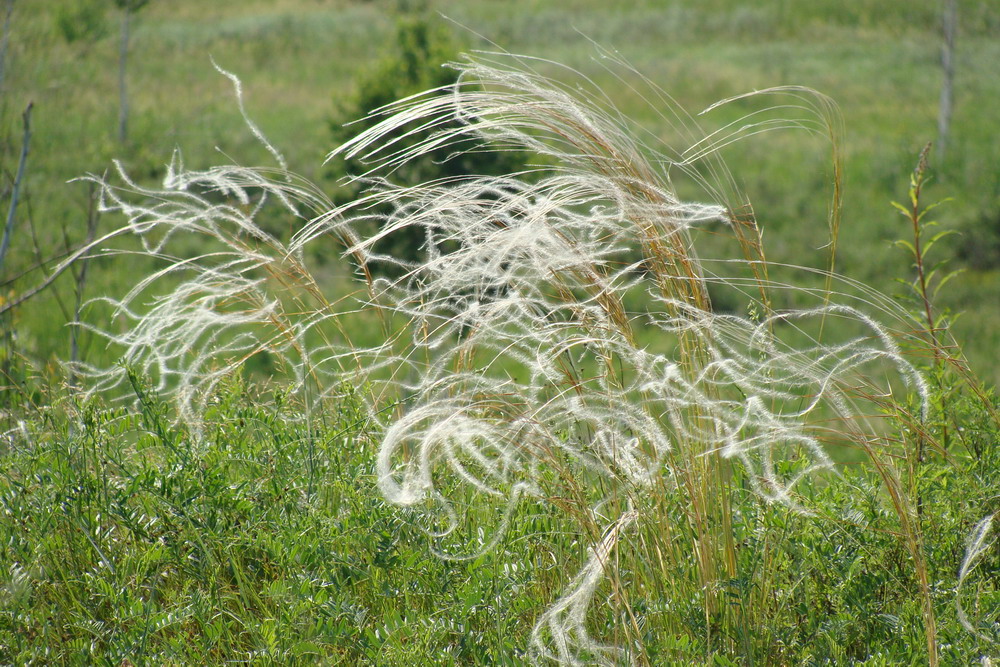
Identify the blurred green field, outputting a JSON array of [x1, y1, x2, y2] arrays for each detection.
[[2, 0, 998, 386]]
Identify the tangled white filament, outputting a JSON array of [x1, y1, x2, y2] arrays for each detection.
[[80, 54, 931, 664]]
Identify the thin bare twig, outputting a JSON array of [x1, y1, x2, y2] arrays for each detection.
[[69, 183, 101, 387], [0, 101, 32, 277]]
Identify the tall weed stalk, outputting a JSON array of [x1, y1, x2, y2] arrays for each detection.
[[78, 53, 958, 664]]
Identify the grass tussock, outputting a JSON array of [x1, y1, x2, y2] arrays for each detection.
[[6, 52, 998, 664]]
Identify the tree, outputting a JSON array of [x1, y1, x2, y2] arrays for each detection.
[[328, 14, 528, 269], [114, 0, 150, 144]]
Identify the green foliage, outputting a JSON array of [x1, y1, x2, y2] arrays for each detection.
[[1, 369, 996, 663], [55, 0, 108, 45], [112, 0, 152, 11], [0, 373, 565, 663], [891, 144, 963, 341], [328, 13, 527, 267]]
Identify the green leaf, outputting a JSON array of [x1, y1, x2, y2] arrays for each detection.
[[932, 268, 965, 298], [290, 640, 323, 657], [921, 197, 955, 216]]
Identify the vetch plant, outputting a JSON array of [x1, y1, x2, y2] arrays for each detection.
[[78, 52, 960, 664]]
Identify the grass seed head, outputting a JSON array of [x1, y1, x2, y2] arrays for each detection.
[[84, 52, 932, 663]]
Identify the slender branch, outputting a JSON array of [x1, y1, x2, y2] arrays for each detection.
[[69, 184, 100, 386], [0, 101, 32, 277], [0, 224, 131, 317]]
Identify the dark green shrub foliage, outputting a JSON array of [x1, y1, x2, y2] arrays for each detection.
[[55, 0, 108, 45], [328, 14, 527, 268]]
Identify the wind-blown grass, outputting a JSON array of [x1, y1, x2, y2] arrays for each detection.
[[71, 52, 994, 664]]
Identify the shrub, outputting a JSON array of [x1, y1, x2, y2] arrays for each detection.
[[327, 14, 527, 268], [55, 0, 108, 45]]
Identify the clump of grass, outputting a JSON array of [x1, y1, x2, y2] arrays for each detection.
[[73, 52, 994, 664]]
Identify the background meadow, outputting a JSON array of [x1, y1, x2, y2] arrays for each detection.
[[3, 0, 999, 382], [1, 1, 998, 664]]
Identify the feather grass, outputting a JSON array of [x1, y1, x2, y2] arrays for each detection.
[[79, 53, 953, 664]]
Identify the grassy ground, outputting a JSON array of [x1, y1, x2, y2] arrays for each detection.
[[2, 365, 997, 664], [1, 1, 999, 664]]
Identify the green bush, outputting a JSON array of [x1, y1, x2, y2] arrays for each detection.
[[54, 0, 108, 45], [328, 14, 527, 268]]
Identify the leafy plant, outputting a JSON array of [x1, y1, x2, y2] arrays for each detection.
[[891, 143, 961, 358]]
